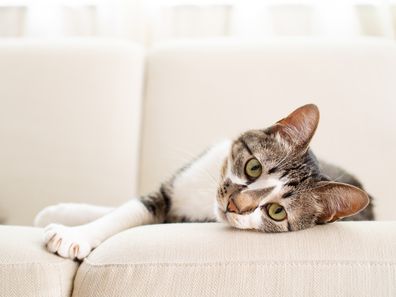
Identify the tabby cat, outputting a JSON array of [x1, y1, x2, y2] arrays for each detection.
[[35, 104, 374, 260]]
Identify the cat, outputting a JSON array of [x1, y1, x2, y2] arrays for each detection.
[[34, 104, 374, 260]]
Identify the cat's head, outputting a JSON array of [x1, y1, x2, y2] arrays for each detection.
[[216, 104, 369, 232]]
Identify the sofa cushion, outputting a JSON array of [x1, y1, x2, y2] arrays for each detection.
[[0, 226, 78, 297], [73, 222, 396, 297]]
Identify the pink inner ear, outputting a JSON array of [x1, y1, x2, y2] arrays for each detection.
[[275, 104, 320, 149], [315, 182, 370, 223]]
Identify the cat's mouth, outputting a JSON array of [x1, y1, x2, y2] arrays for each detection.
[[218, 211, 236, 228], [216, 206, 252, 227], [220, 209, 258, 230], [216, 208, 227, 222]]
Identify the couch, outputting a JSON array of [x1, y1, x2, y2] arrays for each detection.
[[0, 38, 395, 297]]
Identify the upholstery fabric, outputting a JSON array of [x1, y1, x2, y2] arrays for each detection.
[[140, 39, 396, 220], [73, 222, 396, 297], [0, 38, 144, 225], [0, 226, 78, 297]]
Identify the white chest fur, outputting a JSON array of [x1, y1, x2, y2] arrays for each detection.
[[169, 140, 231, 221]]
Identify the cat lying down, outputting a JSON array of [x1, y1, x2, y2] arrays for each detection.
[[34, 104, 374, 260]]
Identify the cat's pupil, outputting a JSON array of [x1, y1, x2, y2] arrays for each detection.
[[251, 165, 260, 171], [275, 207, 283, 214]]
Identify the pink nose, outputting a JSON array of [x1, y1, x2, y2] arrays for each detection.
[[227, 199, 239, 213]]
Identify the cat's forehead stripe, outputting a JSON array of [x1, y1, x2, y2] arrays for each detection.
[[268, 166, 279, 174], [239, 138, 253, 155], [282, 191, 293, 198]]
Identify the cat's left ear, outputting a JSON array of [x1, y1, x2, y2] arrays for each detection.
[[267, 104, 319, 151], [313, 182, 370, 224]]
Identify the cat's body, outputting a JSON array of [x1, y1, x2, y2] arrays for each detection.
[[35, 104, 374, 260], [140, 141, 374, 224]]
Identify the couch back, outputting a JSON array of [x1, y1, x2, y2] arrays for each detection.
[[0, 39, 144, 225], [140, 39, 396, 220]]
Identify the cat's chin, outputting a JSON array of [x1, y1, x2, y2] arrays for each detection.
[[215, 207, 228, 223], [216, 208, 250, 230], [224, 212, 244, 229], [217, 208, 264, 231]]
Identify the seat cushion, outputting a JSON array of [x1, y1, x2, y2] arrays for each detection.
[[0, 226, 78, 297], [73, 222, 396, 297]]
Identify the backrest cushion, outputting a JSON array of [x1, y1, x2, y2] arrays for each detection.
[[0, 39, 144, 224], [141, 39, 396, 220]]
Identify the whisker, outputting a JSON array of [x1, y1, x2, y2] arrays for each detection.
[[331, 173, 347, 183], [168, 145, 219, 187], [273, 153, 289, 169]]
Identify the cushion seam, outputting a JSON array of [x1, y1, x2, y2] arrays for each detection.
[[73, 262, 93, 297], [82, 260, 396, 268], [0, 262, 79, 266]]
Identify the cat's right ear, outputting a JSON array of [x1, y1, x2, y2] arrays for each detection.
[[265, 104, 320, 151], [312, 182, 370, 224]]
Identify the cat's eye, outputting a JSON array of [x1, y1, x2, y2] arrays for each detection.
[[245, 158, 262, 179], [266, 203, 287, 221]]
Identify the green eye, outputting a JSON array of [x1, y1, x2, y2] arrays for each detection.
[[266, 203, 287, 221], [245, 158, 262, 179]]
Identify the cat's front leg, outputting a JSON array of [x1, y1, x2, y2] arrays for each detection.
[[34, 203, 114, 227], [43, 199, 155, 260]]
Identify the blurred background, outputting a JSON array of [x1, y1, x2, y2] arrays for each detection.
[[1, 0, 396, 43], [1, 0, 396, 226]]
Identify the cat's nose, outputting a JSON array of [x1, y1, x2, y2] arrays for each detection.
[[227, 191, 260, 214], [227, 199, 239, 213]]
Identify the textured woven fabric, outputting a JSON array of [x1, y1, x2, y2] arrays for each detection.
[[73, 222, 396, 297], [0, 226, 78, 297]]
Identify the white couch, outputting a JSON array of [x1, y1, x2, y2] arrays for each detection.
[[0, 38, 395, 297]]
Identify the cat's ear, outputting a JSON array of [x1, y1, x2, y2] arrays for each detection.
[[313, 182, 370, 224], [266, 104, 319, 150]]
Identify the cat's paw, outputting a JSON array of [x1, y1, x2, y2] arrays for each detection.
[[43, 224, 96, 260]]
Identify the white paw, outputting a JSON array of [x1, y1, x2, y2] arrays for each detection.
[[44, 224, 97, 260]]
